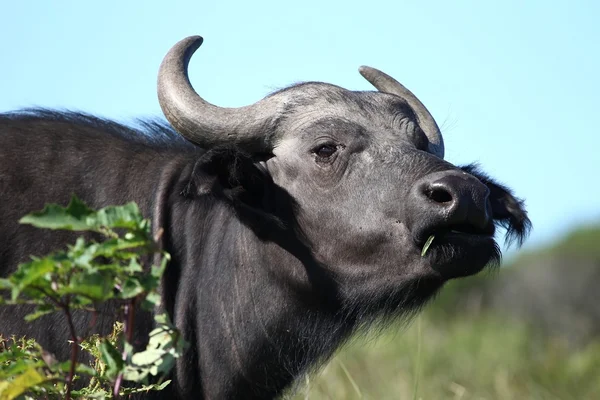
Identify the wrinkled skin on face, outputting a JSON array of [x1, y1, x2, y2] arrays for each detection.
[[261, 83, 530, 316]]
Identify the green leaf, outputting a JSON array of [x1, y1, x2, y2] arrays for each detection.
[[19, 195, 94, 231], [93, 202, 143, 231], [123, 258, 143, 274], [152, 253, 171, 278], [71, 387, 110, 399], [0, 359, 43, 381], [0, 365, 46, 399], [2, 198, 174, 396], [19, 195, 150, 239], [98, 340, 124, 381], [141, 292, 162, 310], [54, 360, 75, 374], [153, 314, 169, 326], [51, 360, 96, 378], [24, 303, 57, 322], [119, 277, 144, 299], [69, 239, 98, 270], [123, 314, 186, 383], [137, 274, 159, 293], [0, 279, 10, 290], [67, 271, 114, 302], [95, 238, 146, 259], [120, 379, 171, 395], [9, 258, 55, 301]]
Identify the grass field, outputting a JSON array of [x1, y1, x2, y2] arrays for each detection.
[[289, 310, 600, 399], [289, 227, 600, 399]]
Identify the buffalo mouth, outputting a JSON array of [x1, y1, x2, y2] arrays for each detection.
[[416, 224, 500, 279]]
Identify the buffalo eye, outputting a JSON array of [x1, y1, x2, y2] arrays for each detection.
[[313, 144, 338, 161]]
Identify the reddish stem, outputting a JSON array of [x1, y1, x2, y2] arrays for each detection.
[[63, 301, 79, 400], [113, 297, 137, 399], [35, 290, 79, 400]]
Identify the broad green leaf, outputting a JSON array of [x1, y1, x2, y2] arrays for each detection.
[[67, 271, 114, 302], [9, 258, 55, 301], [124, 315, 185, 382], [19, 195, 150, 237], [0, 366, 45, 400], [55, 360, 75, 374], [141, 292, 162, 310], [93, 203, 143, 230], [24, 303, 57, 322], [154, 314, 169, 326], [123, 258, 143, 274], [152, 253, 170, 278], [53, 361, 96, 377], [0, 359, 43, 380], [119, 277, 144, 299], [69, 239, 98, 270], [95, 238, 146, 258], [151, 353, 175, 377], [98, 340, 124, 380], [137, 274, 159, 293], [19, 195, 94, 231]]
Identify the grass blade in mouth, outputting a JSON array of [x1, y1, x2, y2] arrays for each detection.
[[421, 235, 435, 257]]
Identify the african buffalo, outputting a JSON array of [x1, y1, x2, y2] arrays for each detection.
[[0, 36, 530, 399]]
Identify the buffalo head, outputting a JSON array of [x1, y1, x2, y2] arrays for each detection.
[[157, 36, 530, 319]]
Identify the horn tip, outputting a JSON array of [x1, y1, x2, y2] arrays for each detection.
[[359, 65, 385, 83], [358, 65, 373, 76], [181, 35, 204, 50]]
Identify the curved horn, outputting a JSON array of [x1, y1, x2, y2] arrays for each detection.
[[158, 36, 282, 151], [358, 66, 444, 159]]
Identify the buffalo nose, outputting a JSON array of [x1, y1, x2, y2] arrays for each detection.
[[421, 175, 490, 228], [406, 171, 493, 243]]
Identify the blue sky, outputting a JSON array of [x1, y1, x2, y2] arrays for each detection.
[[1, 0, 598, 254]]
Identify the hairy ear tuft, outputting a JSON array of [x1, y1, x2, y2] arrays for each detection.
[[460, 163, 532, 247]]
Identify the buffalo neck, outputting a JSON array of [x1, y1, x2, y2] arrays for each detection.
[[162, 190, 355, 399]]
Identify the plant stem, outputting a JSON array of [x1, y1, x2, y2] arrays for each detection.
[[36, 290, 79, 400], [63, 300, 79, 400], [113, 297, 137, 398], [113, 373, 123, 399], [125, 298, 137, 344]]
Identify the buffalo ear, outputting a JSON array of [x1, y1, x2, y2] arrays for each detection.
[[460, 164, 532, 247], [184, 147, 285, 231], [184, 147, 269, 200]]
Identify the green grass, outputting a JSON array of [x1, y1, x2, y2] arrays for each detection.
[[290, 224, 600, 399], [290, 310, 600, 400]]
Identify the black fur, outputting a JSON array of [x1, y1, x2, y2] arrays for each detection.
[[0, 106, 530, 400], [460, 163, 531, 247]]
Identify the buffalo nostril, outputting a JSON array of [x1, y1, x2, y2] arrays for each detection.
[[426, 186, 453, 204], [409, 172, 494, 244]]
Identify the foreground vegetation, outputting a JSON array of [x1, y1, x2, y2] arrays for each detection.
[[0, 197, 182, 399], [293, 226, 600, 399]]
